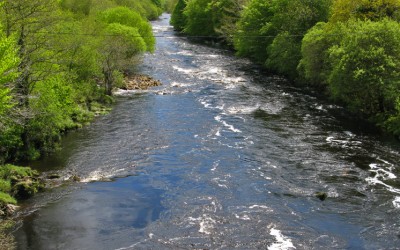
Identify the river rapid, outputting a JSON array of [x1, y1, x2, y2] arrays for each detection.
[[14, 14, 400, 249]]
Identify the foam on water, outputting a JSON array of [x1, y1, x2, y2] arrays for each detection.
[[187, 215, 217, 235], [393, 197, 400, 208], [226, 105, 259, 115], [172, 65, 197, 74], [215, 115, 242, 133], [176, 50, 194, 56], [365, 160, 400, 208], [268, 227, 296, 250]]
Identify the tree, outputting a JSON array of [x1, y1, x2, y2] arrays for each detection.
[[171, 0, 187, 31], [298, 22, 341, 87], [183, 0, 215, 36], [265, 0, 331, 79], [234, 0, 276, 63], [328, 19, 400, 116], [1, 0, 62, 106], [60, 0, 92, 15], [213, 0, 248, 45], [165, 0, 179, 13], [330, 0, 400, 22], [0, 29, 18, 116], [100, 23, 147, 95], [0, 26, 21, 163], [99, 6, 155, 50]]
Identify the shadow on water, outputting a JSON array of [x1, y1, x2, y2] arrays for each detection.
[[16, 175, 165, 250]]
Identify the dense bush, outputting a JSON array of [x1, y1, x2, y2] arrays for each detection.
[[234, 0, 331, 78], [0, 0, 159, 162], [328, 19, 400, 126], [171, 0, 187, 31]]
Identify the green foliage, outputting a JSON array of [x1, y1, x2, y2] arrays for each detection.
[[212, 0, 248, 45], [113, 0, 162, 20], [165, 0, 179, 13], [300, 17, 400, 135], [0, 192, 16, 205], [97, 7, 155, 95], [0, 164, 38, 180], [0, 30, 18, 116], [99, 6, 155, 51], [265, 0, 331, 79], [234, 0, 331, 77], [0, 125, 23, 164], [60, 0, 92, 15], [0, 0, 159, 161], [330, 0, 400, 22], [104, 23, 148, 54], [0, 179, 11, 193], [234, 0, 276, 62], [171, 0, 187, 31], [298, 22, 342, 86], [266, 32, 301, 79], [26, 76, 81, 155], [0, 164, 43, 208], [0, 26, 20, 164], [180, 0, 245, 39], [183, 0, 215, 36], [327, 19, 400, 116], [384, 98, 400, 135]]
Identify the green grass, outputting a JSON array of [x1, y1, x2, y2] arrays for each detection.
[[0, 192, 17, 205]]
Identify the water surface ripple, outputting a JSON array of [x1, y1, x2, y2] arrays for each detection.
[[15, 14, 400, 250]]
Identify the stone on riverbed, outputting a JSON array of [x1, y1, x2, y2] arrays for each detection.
[[315, 192, 328, 201]]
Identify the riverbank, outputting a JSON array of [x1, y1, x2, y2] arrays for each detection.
[[171, 0, 400, 139]]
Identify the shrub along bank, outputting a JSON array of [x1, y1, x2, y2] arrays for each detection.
[[0, 0, 161, 163]]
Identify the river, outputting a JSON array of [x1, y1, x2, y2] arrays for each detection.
[[14, 14, 400, 249]]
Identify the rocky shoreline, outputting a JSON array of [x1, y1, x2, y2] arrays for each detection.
[[121, 74, 162, 90]]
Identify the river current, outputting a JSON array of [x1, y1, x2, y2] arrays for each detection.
[[14, 14, 400, 249]]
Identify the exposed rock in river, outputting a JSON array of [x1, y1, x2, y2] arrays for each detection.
[[122, 74, 162, 90]]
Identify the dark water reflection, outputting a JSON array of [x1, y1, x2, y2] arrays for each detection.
[[14, 14, 400, 249]]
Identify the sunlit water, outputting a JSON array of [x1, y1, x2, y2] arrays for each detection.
[[14, 14, 400, 249]]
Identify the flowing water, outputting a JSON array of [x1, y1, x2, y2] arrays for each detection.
[[14, 14, 400, 249]]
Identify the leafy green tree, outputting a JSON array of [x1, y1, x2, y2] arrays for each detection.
[[265, 0, 331, 79], [0, 26, 21, 163], [183, 0, 215, 36], [99, 23, 149, 95], [171, 0, 187, 31], [26, 76, 79, 157], [165, 0, 179, 13], [213, 0, 248, 45], [298, 22, 341, 87], [1, 0, 62, 106], [234, 0, 331, 77], [328, 19, 400, 117], [113, 0, 162, 20], [60, 0, 92, 15], [234, 0, 276, 63], [0, 30, 18, 116], [99, 6, 155, 51], [330, 0, 400, 22]]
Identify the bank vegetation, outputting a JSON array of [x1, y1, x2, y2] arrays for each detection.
[[171, 0, 400, 137]]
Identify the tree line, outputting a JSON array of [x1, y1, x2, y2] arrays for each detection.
[[171, 0, 400, 137], [0, 0, 170, 163]]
